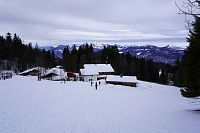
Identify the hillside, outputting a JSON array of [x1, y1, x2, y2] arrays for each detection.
[[0, 76, 199, 133]]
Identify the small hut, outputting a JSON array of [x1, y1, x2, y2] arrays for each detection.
[[67, 72, 77, 81], [0, 71, 13, 80], [42, 67, 67, 81], [81, 64, 115, 80], [80, 68, 99, 82]]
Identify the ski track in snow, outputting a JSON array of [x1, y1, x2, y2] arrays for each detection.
[[0, 76, 200, 133]]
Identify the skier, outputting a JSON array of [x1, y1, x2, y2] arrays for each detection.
[[91, 81, 93, 86], [95, 82, 98, 90], [99, 81, 101, 86]]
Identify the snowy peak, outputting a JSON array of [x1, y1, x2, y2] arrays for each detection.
[[40, 44, 185, 64], [121, 45, 185, 64]]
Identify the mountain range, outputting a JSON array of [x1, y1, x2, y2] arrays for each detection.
[[40, 44, 185, 64]]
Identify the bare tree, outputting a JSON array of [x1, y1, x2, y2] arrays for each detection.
[[175, 0, 200, 28]]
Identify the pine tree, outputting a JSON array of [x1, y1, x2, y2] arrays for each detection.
[[51, 51, 56, 67], [70, 45, 78, 72], [181, 16, 200, 97], [173, 58, 184, 87], [62, 47, 70, 70]]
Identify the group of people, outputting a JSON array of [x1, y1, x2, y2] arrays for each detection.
[[90, 80, 101, 90]]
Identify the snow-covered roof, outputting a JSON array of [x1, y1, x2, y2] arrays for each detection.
[[84, 64, 114, 73], [80, 68, 99, 76], [46, 68, 67, 76], [56, 66, 63, 68], [19, 67, 43, 75], [106, 75, 137, 83]]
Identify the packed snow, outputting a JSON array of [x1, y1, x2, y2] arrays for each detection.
[[0, 76, 200, 133]]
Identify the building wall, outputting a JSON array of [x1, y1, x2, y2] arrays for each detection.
[[99, 72, 114, 75], [28, 71, 38, 76], [83, 75, 97, 82], [106, 81, 137, 87]]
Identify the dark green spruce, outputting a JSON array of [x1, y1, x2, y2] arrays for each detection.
[[181, 16, 200, 97]]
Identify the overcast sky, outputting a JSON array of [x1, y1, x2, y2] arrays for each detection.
[[0, 0, 189, 47]]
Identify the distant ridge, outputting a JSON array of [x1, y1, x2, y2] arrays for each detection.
[[40, 44, 185, 64]]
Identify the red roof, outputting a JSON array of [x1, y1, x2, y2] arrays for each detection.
[[67, 72, 76, 77]]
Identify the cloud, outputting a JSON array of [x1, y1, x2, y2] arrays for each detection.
[[0, 0, 188, 46]]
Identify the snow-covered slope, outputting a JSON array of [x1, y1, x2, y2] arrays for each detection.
[[0, 76, 199, 133]]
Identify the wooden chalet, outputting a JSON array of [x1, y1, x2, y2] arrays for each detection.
[[80, 64, 115, 81]]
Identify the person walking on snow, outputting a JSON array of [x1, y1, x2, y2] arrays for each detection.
[[95, 82, 98, 90]]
